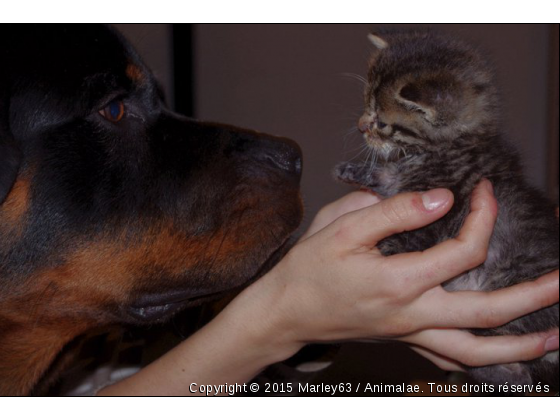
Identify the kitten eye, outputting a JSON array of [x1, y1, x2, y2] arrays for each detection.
[[377, 120, 387, 129], [99, 100, 125, 122]]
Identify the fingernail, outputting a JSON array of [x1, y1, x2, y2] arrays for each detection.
[[544, 336, 559, 352], [421, 189, 450, 211], [482, 179, 494, 194]]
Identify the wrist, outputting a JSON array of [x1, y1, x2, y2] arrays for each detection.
[[221, 268, 304, 366], [97, 267, 304, 395]]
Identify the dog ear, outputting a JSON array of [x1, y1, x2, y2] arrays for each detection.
[[0, 89, 22, 205]]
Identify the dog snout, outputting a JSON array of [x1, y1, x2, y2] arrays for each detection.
[[254, 136, 302, 181], [225, 128, 302, 182], [214, 124, 303, 183]]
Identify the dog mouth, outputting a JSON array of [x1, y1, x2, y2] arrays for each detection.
[[125, 288, 227, 323], [124, 235, 295, 324]]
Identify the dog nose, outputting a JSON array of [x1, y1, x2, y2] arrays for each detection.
[[223, 126, 303, 183], [255, 136, 302, 179]]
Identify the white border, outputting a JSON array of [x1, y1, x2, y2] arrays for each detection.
[[2, 396, 558, 419], [1, 1, 559, 23]]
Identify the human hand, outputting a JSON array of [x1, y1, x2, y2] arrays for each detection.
[[299, 189, 381, 242], [259, 180, 559, 369]]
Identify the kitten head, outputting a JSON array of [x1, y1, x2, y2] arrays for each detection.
[[360, 30, 499, 161]]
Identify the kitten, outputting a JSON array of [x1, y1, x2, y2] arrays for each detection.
[[335, 30, 559, 389]]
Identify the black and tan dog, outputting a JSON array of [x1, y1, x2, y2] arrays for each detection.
[[0, 25, 303, 395]]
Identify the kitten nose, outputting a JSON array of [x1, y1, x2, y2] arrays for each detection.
[[358, 114, 375, 133]]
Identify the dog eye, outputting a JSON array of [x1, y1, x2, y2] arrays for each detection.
[[99, 100, 125, 122]]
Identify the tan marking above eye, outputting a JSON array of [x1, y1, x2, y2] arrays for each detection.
[[126, 63, 145, 84]]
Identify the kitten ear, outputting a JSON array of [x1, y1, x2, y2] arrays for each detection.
[[397, 78, 460, 123], [399, 83, 423, 103], [368, 33, 389, 50]]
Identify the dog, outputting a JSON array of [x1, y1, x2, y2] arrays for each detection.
[[0, 25, 303, 396]]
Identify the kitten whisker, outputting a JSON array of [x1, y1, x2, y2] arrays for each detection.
[[340, 72, 368, 86], [345, 144, 371, 162], [341, 126, 365, 154]]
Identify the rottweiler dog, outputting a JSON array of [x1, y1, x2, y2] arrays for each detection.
[[0, 25, 303, 395]]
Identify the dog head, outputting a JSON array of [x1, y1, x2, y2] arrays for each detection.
[[0, 25, 302, 388]]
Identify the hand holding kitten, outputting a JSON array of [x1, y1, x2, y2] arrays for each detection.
[[261, 181, 559, 369]]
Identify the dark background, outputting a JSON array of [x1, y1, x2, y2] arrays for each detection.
[[112, 24, 559, 391], [116, 24, 559, 226]]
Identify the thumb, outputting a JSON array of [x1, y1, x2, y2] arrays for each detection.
[[332, 188, 455, 247], [301, 191, 381, 241], [319, 190, 382, 221]]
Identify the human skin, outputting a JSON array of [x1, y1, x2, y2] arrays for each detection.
[[99, 181, 559, 395]]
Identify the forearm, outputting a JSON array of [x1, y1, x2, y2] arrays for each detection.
[[98, 274, 301, 396]]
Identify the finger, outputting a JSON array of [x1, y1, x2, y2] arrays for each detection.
[[323, 190, 382, 218], [425, 270, 559, 329], [384, 180, 498, 292], [331, 188, 454, 247], [402, 328, 559, 367], [300, 191, 381, 242], [409, 345, 466, 372]]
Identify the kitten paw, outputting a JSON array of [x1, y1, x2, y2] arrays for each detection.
[[333, 162, 373, 187]]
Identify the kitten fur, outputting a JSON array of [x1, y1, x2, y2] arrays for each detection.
[[335, 30, 559, 389]]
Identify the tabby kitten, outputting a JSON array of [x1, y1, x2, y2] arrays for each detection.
[[335, 31, 559, 388]]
